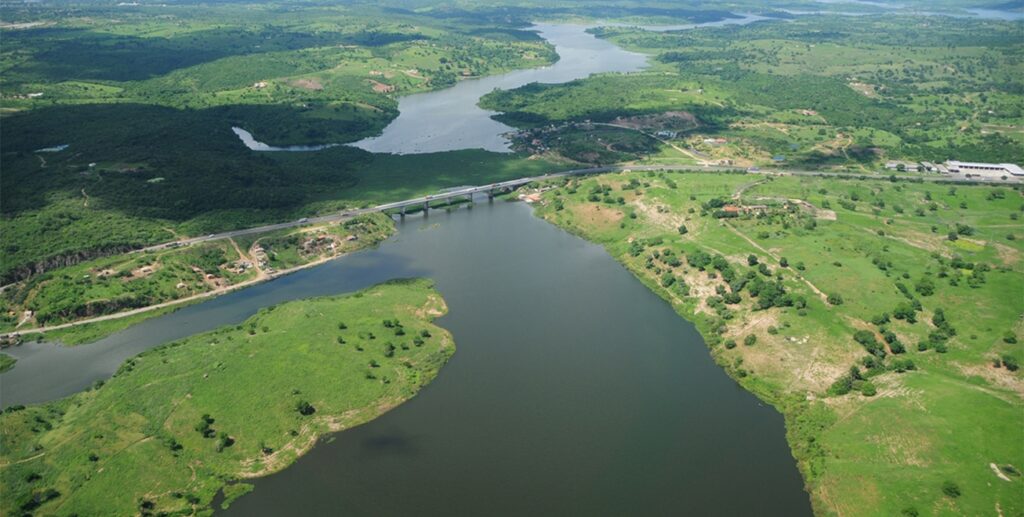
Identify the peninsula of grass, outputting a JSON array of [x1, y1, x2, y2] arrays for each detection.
[[529, 170, 1023, 516], [0, 278, 454, 516], [0, 353, 15, 373]]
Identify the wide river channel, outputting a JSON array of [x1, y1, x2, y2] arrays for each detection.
[[2, 201, 812, 515], [2, 19, 812, 515]]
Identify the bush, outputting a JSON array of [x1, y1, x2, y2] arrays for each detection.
[[724, 339, 737, 349], [859, 381, 877, 397], [941, 481, 961, 498], [827, 293, 843, 306], [1001, 355, 1019, 372], [1004, 331, 1018, 344], [828, 374, 853, 396], [295, 401, 316, 416], [744, 334, 757, 346]]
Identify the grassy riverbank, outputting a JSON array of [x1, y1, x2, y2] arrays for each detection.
[[529, 170, 1023, 516], [0, 278, 454, 515]]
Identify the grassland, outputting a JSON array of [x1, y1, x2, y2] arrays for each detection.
[[0, 278, 454, 516], [482, 15, 1023, 169], [529, 170, 1023, 516]]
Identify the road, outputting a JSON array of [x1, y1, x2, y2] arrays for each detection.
[[142, 163, 1018, 252]]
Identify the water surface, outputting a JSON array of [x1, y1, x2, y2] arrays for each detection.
[[351, 23, 648, 155]]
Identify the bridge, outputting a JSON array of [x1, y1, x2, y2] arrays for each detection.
[[128, 163, 1018, 254]]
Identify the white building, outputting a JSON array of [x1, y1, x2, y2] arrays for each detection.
[[945, 161, 1024, 178]]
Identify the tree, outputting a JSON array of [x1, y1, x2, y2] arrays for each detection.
[[914, 277, 935, 296], [747, 254, 759, 266], [779, 257, 789, 268], [827, 293, 844, 306], [677, 224, 688, 235], [1004, 331, 1018, 344], [744, 334, 757, 346]]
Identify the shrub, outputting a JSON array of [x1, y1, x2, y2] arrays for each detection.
[[1001, 355, 1019, 372], [827, 293, 843, 306], [724, 339, 737, 349], [1004, 332, 1018, 344], [859, 381, 877, 397], [744, 334, 757, 347], [941, 481, 961, 498], [295, 401, 316, 416]]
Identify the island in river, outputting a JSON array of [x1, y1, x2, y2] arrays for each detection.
[[0, 279, 454, 516]]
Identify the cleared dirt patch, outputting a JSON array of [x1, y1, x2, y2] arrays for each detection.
[[290, 78, 323, 90], [570, 203, 623, 231]]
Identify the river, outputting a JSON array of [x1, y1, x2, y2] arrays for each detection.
[[0, 200, 812, 514], [2, 17, 814, 514]]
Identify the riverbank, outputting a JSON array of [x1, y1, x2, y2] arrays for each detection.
[[0, 279, 454, 516], [531, 170, 1023, 515]]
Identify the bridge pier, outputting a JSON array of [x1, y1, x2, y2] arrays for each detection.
[[423, 201, 430, 214]]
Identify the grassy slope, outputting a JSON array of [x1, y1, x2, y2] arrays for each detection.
[[0, 278, 454, 516], [531, 170, 1023, 516]]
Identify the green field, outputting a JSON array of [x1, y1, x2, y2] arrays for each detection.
[[530, 170, 1023, 516], [0, 279, 454, 515]]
